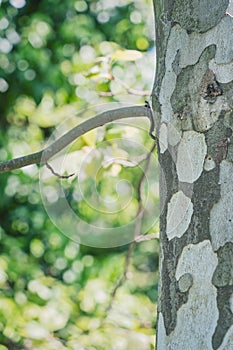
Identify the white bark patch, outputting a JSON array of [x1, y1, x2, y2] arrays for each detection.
[[209, 59, 233, 83], [176, 131, 207, 183], [157, 313, 168, 350], [166, 191, 193, 240], [180, 17, 233, 67], [159, 123, 168, 153], [167, 121, 182, 146], [159, 17, 233, 123], [157, 240, 218, 350], [194, 96, 230, 132], [204, 155, 216, 171], [210, 160, 233, 251]]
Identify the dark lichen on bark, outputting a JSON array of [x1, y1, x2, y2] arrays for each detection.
[[201, 69, 223, 103]]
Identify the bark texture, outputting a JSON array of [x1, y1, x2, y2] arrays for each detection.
[[153, 1, 233, 349]]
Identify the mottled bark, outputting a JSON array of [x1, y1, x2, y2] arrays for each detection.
[[153, 1, 233, 349]]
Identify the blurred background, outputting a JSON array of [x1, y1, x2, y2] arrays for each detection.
[[0, 0, 159, 349]]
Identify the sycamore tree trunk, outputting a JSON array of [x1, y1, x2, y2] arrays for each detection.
[[152, 1, 233, 349]]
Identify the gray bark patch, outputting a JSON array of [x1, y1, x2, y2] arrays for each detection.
[[172, 0, 229, 33]]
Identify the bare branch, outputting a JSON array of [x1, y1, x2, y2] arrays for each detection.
[[0, 105, 150, 174]]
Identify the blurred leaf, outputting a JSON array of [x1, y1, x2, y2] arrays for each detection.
[[82, 129, 97, 146], [112, 49, 143, 61]]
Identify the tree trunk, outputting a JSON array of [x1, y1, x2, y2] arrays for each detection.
[[153, 1, 233, 349]]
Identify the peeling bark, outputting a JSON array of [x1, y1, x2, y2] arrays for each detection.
[[153, 1, 233, 349]]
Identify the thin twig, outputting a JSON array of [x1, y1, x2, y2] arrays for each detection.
[[45, 162, 75, 179], [145, 100, 156, 140]]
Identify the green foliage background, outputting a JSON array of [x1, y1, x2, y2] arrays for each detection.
[[0, 0, 158, 349]]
